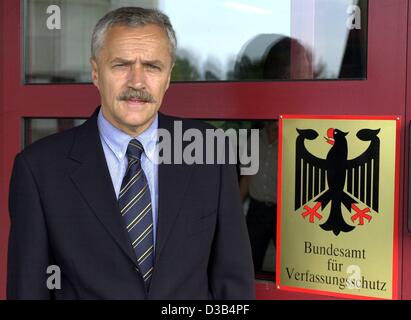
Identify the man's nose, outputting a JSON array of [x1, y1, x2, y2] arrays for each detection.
[[127, 65, 146, 88]]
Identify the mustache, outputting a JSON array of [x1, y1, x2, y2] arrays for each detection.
[[117, 88, 155, 103]]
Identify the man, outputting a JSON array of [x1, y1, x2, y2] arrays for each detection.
[[7, 7, 255, 299], [240, 121, 278, 274]]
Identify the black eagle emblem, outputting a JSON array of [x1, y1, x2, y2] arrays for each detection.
[[295, 128, 380, 236]]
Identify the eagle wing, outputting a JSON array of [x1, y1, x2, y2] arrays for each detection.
[[345, 129, 380, 212], [295, 129, 328, 210]]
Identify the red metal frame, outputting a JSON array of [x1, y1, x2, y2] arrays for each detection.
[[0, 0, 409, 299], [276, 115, 401, 300], [402, 0, 411, 301], [0, 0, 5, 300]]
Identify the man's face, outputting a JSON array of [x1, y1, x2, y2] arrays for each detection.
[[91, 24, 173, 136]]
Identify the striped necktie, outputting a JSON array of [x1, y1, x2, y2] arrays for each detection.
[[118, 139, 154, 289]]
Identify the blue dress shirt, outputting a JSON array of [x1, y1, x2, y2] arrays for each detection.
[[97, 109, 159, 246]]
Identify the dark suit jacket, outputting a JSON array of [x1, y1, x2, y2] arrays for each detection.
[[7, 108, 255, 300]]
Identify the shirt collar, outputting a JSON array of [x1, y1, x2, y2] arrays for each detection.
[[97, 109, 158, 163]]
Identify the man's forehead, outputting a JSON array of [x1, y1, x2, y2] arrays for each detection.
[[102, 24, 171, 60], [106, 24, 168, 44]]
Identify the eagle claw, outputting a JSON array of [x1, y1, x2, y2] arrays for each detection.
[[351, 204, 372, 225], [302, 202, 323, 223]]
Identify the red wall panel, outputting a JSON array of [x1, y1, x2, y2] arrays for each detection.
[[401, 0, 411, 300], [0, 0, 6, 301]]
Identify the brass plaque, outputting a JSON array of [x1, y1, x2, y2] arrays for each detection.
[[276, 115, 400, 300]]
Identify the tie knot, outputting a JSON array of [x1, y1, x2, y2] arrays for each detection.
[[126, 139, 144, 161]]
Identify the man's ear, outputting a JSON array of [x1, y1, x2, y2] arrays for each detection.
[[90, 58, 100, 89]]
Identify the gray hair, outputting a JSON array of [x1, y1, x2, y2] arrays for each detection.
[[91, 7, 177, 63]]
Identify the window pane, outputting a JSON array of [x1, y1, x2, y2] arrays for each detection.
[[206, 119, 278, 279], [24, 117, 278, 278], [24, 0, 367, 83], [24, 118, 86, 146]]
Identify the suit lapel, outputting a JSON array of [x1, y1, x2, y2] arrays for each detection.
[[68, 109, 138, 267], [154, 113, 194, 264]]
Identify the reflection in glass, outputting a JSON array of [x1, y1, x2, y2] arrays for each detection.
[[24, 0, 367, 83], [207, 120, 278, 279], [24, 118, 86, 147]]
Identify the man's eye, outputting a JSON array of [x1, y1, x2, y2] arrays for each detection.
[[147, 64, 160, 70], [113, 64, 126, 68]]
